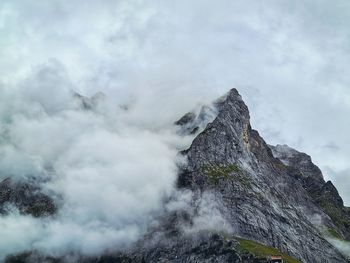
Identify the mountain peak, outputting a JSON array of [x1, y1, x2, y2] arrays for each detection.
[[178, 89, 349, 262], [4, 88, 350, 263], [214, 88, 247, 115], [215, 88, 241, 103]]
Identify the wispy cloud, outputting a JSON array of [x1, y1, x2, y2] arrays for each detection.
[[1, 0, 350, 259]]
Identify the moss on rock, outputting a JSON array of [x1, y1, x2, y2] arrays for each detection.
[[202, 164, 240, 183], [237, 238, 301, 263]]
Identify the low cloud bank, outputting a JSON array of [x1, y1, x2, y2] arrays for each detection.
[[327, 238, 350, 258], [0, 61, 190, 259], [2, 0, 350, 259]]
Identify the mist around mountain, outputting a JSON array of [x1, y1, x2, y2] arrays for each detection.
[[2, 1, 350, 262], [1, 88, 349, 263]]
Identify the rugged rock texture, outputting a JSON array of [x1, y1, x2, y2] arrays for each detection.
[[8, 232, 290, 263], [175, 105, 218, 137], [3, 88, 350, 262], [177, 89, 348, 262], [0, 178, 56, 217], [6, 234, 245, 263], [271, 144, 350, 241]]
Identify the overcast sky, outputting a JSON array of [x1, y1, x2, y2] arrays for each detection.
[[1, 0, 349, 208]]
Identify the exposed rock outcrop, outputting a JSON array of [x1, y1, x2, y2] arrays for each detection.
[[271, 144, 350, 241], [177, 89, 348, 262], [0, 178, 56, 217], [3, 89, 350, 263]]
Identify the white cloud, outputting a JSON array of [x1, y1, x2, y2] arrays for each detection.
[[1, 0, 350, 259], [0, 62, 183, 258], [21, 59, 73, 113], [0, 214, 43, 257], [327, 238, 350, 258]]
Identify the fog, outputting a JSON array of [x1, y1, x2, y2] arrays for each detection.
[[0, 66, 185, 259], [1, 0, 350, 259]]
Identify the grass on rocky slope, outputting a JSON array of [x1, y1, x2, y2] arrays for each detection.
[[326, 228, 343, 240], [203, 164, 240, 178], [321, 203, 350, 231], [202, 164, 252, 187], [237, 238, 301, 263]]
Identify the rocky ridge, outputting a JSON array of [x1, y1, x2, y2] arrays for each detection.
[[177, 89, 349, 262], [2, 89, 350, 263]]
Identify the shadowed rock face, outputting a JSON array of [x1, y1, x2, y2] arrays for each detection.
[[3, 89, 350, 263], [178, 89, 349, 262], [6, 234, 246, 263], [0, 178, 56, 217], [175, 105, 218, 137], [271, 144, 350, 241]]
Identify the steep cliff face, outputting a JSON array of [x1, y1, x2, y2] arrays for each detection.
[[271, 144, 350, 241], [3, 89, 350, 263], [177, 89, 348, 262]]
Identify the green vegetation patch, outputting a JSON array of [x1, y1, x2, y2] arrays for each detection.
[[202, 164, 240, 183], [321, 203, 350, 230], [326, 228, 343, 240], [237, 238, 301, 263], [201, 164, 254, 189], [273, 161, 287, 171], [235, 175, 252, 188]]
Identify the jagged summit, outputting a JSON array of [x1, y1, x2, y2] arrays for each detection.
[[175, 88, 247, 138], [214, 88, 246, 109], [178, 88, 349, 262], [3, 88, 350, 263]]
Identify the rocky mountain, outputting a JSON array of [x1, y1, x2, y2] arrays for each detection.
[[175, 89, 350, 262], [2, 89, 350, 262], [0, 178, 56, 217]]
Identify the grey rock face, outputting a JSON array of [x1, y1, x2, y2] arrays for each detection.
[[0, 178, 56, 217], [175, 105, 218, 137], [270, 144, 325, 186], [4, 88, 350, 263], [178, 89, 348, 262], [271, 144, 350, 241], [7, 233, 267, 263]]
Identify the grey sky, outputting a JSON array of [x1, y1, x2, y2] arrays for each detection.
[[0, 0, 349, 208]]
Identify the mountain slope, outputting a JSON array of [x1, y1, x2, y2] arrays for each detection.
[[270, 144, 350, 240], [3, 89, 350, 263], [177, 89, 349, 262]]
